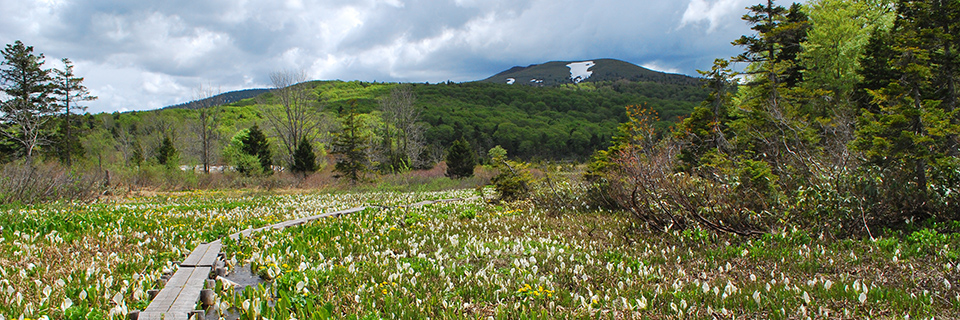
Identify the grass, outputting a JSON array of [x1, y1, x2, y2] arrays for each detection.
[[0, 189, 958, 319]]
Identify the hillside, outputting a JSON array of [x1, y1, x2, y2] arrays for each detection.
[[87, 59, 708, 170], [164, 88, 270, 110], [479, 58, 700, 87], [211, 79, 708, 160]]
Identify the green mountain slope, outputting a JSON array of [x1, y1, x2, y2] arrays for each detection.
[[216, 78, 707, 160], [164, 89, 270, 110], [98, 59, 708, 167]]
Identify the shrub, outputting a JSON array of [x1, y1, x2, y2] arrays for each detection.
[[223, 129, 264, 176], [0, 161, 106, 204], [489, 146, 533, 202]]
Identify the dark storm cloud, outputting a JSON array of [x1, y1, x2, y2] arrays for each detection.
[[0, 0, 760, 113]]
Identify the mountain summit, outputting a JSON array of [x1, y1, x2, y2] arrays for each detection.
[[479, 58, 698, 87]]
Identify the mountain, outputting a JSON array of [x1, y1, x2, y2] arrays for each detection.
[[479, 58, 700, 87], [164, 88, 270, 110]]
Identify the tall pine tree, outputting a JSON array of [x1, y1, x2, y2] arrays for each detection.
[[332, 104, 370, 182], [53, 58, 96, 165], [242, 124, 273, 174], [0, 41, 56, 159]]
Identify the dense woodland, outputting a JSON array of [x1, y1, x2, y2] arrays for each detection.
[[2, 0, 960, 238]]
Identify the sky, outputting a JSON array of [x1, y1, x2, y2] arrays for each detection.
[[1, 0, 764, 113]]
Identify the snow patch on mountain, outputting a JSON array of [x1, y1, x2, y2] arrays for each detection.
[[506, 78, 515, 84], [567, 61, 595, 83]]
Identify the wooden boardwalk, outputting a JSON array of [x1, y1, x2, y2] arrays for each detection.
[[139, 266, 211, 319], [136, 197, 476, 319]]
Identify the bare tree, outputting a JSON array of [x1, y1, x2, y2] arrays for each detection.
[[258, 70, 327, 167], [191, 84, 222, 173], [378, 85, 426, 169]]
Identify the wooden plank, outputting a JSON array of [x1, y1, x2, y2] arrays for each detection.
[[180, 243, 211, 267], [168, 267, 207, 313], [180, 242, 221, 267], [301, 206, 368, 221], [140, 267, 210, 319]]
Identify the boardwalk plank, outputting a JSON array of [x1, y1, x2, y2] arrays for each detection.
[[180, 243, 211, 266], [140, 267, 210, 319]]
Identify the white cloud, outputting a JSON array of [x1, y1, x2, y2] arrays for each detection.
[[679, 0, 749, 33], [642, 61, 682, 74]]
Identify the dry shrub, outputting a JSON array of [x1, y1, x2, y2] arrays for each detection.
[[0, 162, 107, 204], [607, 141, 769, 236], [531, 164, 597, 216]]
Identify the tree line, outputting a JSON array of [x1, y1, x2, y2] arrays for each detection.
[[585, 0, 960, 236]]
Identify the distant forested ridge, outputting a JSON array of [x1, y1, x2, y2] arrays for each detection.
[[164, 88, 269, 110]]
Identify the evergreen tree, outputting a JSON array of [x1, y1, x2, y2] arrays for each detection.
[[292, 137, 317, 174], [0, 40, 56, 159], [728, 0, 815, 181], [853, 0, 960, 218], [678, 59, 736, 169], [445, 138, 476, 178], [53, 58, 96, 165], [332, 106, 370, 182], [156, 135, 177, 166], [857, 29, 899, 112], [241, 124, 273, 173]]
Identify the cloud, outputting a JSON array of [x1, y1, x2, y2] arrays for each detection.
[[679, 0, 751, 33], [0, 0, 759, 113], [642, 62, 682, 75]]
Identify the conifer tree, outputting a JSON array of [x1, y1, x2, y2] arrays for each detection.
[[156, 135, 178, 167], [445, 138, 476, 178], [678, 58, 735, 169], [332, 105, 369, 182], [292, 137, 317, 174], [0, 40, 56, 159], [853, 0, 960, 217], [53, 58, 96, 165], [242, 124, 273, 174]]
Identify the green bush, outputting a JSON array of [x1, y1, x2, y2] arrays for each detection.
[[489, 146, 533, 202]]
